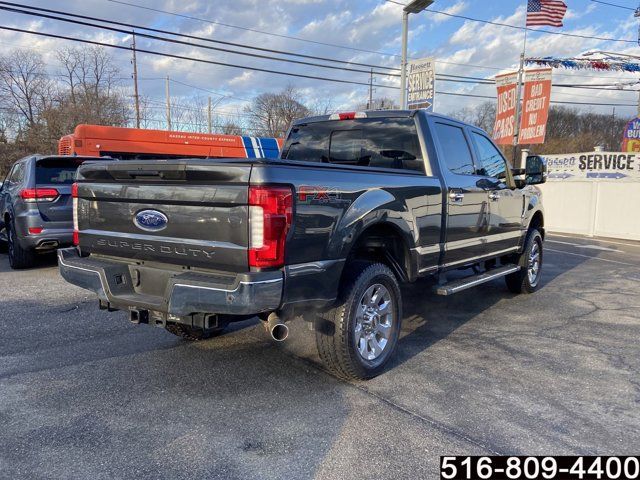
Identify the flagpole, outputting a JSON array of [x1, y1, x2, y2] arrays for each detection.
[[512, 9, 529, 167]]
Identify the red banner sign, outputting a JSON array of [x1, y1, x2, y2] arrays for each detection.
[[518, 68, 552, 145], [493, 71, 518, 145]]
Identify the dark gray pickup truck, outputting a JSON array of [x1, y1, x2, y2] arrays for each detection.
[[58, 110, 546, 379]]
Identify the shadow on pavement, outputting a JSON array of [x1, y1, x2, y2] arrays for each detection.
[[388, 245, 589, 372]]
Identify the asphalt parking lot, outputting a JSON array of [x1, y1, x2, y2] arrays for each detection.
[[1, 234, 639, 479]]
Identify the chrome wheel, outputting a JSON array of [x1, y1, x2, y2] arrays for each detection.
[[354, 283, 394, 361], [527, 240, 541, 286]]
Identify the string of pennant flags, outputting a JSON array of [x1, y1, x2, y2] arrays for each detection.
[[525, 56, 640, 73]]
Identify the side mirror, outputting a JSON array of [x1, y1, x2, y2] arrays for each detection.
[[0, 180, 5, 192], [525, 155, 547, 185]]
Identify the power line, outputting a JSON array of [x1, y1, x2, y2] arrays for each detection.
[[11, 1, 633, 86], [440, 90, 637, 107], [167, 78, 252, 103], [101, 0, 640, 76], [589, 0, 636, 11], [384, 0, 638, 44], [0, 4, 401, 77], [0, 1, 402, 73], [106, 0, 405, 59], [0, 25, 401, 89], [2, 6, 632, 94], [0, 17, 635, 108]]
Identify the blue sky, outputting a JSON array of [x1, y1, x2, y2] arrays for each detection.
[[1, 0, 639, 129]]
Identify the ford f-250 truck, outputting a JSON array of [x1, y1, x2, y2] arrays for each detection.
[[58, 110, 546, 380]]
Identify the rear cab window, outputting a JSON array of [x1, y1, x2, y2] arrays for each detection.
[[282, 117, 424, 173], [35, 158, 86, 185]]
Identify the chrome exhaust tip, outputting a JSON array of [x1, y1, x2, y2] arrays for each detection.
[[265, 312, 289, 342]]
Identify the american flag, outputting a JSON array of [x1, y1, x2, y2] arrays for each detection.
[[526, 0, 568, 27]]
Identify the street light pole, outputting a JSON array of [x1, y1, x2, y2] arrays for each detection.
[[400, 11, 409, 109], [399, 0, 434, 109]]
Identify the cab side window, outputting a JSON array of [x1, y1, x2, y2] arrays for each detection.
[[434, 123, 475, 175], [472, 132, 507, 181]]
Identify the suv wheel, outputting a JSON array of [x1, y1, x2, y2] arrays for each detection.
[[315, 261, 402, 380], [7, 220, 36, 269], [505, 228, 543, 294]]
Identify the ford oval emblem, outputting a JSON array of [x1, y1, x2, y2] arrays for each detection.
[[134, 209, 168, 232]]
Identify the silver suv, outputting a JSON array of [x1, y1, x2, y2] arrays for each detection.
[[0, 155, 110, 269]]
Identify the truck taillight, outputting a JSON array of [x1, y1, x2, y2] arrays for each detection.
[[20, 188, 59, 202], [72, 182, 79, 246], [248, 185, 293, 268], [328, 112, 367, 120]]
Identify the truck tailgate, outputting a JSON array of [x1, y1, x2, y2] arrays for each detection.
[[75, 160, 251, 272]]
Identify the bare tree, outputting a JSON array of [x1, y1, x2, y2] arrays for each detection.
[[447, 102, 628, 157], [448, 102, 495, 133], [309, 97, 335, 116], [244, 85, 311, 137], [356, 96, 399, 111], [53, 46, 127, 130], [0, 49, 52, 128], [220, 119, 243, 135]]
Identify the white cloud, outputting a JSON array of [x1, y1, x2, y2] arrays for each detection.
[[432, 1, 468, 24], [0, 0, 636, 125]]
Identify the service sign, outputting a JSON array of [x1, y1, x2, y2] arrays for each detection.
[[407, 57, 435, 111], [541, 151, 640, 181], [518, 68, 552, 145], [621, 117, 640, 152], [493, 71, 518, 145]]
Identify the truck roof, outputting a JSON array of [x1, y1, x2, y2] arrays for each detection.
[[292, 109, 466, 127]]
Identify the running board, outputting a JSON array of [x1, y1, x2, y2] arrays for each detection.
[[436, 265, 521, 296]]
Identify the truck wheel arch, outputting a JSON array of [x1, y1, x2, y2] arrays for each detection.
[[343, 222, 414, 284], [529, 210, 544, 239]]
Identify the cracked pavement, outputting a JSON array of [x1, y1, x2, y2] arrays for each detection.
[[0, 234, 639, 479]]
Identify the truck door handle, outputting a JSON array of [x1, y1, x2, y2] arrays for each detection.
[[488, 192, 500, 201], [448, 191, 465, 203]]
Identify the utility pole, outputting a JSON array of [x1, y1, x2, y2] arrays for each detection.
[[165, 75, 171, 131], [208, 96, 212, 134], [368, 68, 374, 109], [131, 32, 140, 129]]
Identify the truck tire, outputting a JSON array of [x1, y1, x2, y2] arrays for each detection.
[[315, 261, 402, 380], [505, 228, 543, 294], [7, 220, 36, 270], [165, 323, 226, 341]]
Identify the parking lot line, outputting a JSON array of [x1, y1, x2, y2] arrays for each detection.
[[546, 248, 640, 267], [546, 240, 618, 252], [548, 233, 640, 249]]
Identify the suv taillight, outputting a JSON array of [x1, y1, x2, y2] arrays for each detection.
[[72, 183, 79, 246], [248, 185, 293, 268], [20, 188, 59, 202]]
